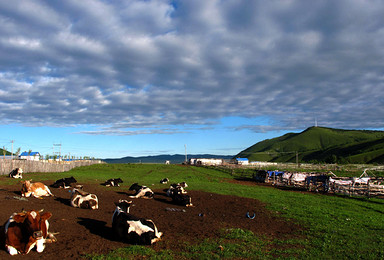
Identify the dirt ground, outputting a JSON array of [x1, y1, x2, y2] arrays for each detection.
[[0, 179, 303, 259]]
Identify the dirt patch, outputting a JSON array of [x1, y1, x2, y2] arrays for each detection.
[[0, 180, 304, 259]]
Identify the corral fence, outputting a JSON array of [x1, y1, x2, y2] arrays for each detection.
[[209, 163, 384, 199], [250, 169, 384, 197], [0, 159, 103, 176]]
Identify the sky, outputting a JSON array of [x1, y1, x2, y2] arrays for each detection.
[[0, 0, 384, 159]]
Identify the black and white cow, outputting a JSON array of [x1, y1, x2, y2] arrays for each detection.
[[128, 183, 154, 199], [178, 181, 188, 188], [160, 178, 169, 184], [112, 200, 162, 245], [9, 168, 23, 179], [166, 182, 188, 197], [70, 188, 98, 210], [166, 182, 192, 207], [103, 178, 123, 187], [51, 176, 77, 189], [170, 187, 193, 207]]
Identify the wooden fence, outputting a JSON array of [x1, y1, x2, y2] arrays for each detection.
[[0, 159, 103, 176]]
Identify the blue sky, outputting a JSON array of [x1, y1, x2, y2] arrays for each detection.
[[0, 0, 383, 159]]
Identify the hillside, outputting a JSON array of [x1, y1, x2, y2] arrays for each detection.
[[0, 148, 11, 156], [103, 154, 233, 164], [236, 127, 384, 164]]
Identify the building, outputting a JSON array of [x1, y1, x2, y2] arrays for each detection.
[[20, 152, 41, 161], [189, 158, 224, 166], [235, 158, 249, 165]]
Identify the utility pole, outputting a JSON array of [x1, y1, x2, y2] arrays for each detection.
[[296, 151, 299, 167], [184, 144, 187, 163], [53, 143, 62, 162], [11, 140, 14, 160], [11, 140, 14, 168]]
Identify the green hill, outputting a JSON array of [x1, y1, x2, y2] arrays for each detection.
[[236, 127, 384, 164], [0, 148, 11, 156]]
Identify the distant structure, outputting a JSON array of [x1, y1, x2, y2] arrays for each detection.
[[19, 152, 40, 161], [235, 158, 249, 165], [189, 158, 224, 166]]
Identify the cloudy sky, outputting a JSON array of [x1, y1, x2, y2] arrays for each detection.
[[0, 0, 383, 159]]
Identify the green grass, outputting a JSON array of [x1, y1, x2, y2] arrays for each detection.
[[1, 163, 384, 259]]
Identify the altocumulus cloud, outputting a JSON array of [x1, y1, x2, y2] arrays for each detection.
[[0, 0, 383, 135]]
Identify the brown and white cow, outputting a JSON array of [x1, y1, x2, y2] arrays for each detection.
[[112, 200, 162, 245], [9, 168, 23, 178], [129, 183, 154, 199], [4, 210, 56, 255], [70, 188, 98, 209], [21, 180, 54, 198]]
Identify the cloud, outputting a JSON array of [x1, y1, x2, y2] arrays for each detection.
[[0, 0, 383, 134]]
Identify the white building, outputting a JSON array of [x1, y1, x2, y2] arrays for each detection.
[[236, 158, 249, 165], [189, 158, 224, 166], [20, 152, 40, 161]]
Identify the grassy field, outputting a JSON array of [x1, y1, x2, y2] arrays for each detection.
[[2, 163, 384, 259]]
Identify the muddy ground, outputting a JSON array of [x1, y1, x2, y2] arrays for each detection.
[[0, 179, 303, 259]]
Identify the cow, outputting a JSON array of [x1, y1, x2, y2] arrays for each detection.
[[103, 178, 123, 187], [70, 188, 98, 209], [21, 180, 54, 198], [169, 186, 193, 207], [160, 178, 169, 184], [9, 168, 23, 179], [3, 209, 57, 255], [112, 199, 162, 245], [166, 183, 188, 197], [51, 176, 77, 189], [178, 181, 188, 188], [128, 183, 154, 199]]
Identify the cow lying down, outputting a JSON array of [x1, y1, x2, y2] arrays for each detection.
[[166, 182, 188, 197], [129, 183, 154, 199], [4, 209, 57, 255], [103, 178, 123, 187], [112, 200, 162, 245], [160, 178, 169, 184], [21, 180, 54, 198], [51, 176, 77, 189], [70, 188, 98, 210], [167, 182, 193, 207], [9, 168, 23, 178]]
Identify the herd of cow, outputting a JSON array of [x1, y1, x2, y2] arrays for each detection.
[[3, 168, 192, 255]]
